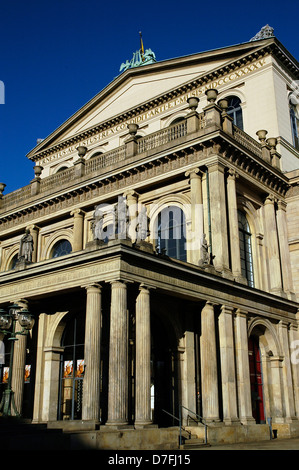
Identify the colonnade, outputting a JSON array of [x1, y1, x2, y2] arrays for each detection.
[[6, 283, 299, 428]]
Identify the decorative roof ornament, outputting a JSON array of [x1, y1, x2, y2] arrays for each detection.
[[250, 25, 274, 41], [119, 32, 157, 73]]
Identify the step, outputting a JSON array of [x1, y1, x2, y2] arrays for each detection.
[[181, 437, 210, 449]]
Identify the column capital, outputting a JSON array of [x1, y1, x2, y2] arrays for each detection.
[[81, 282, 102, 292], [70, 208, 85, 217], [185, 167, 203, 179], [264, 194, 276, 205], [277, 199, 287, 211], [220, 304, 234, 315], [227, 168, 239, 180], [123, 189, 139, 199], [26, 224, 39, 232], [235, 308, 248, 318], [139, 283, 155, 292]]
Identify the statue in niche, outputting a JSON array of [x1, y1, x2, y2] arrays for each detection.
[[18, 229, 33, 263]]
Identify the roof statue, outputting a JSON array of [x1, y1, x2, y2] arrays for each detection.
[[250, 25, 274, 41], [119, 32, 157, 73]]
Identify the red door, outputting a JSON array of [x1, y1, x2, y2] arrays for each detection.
[[248, 336, 265, 423]]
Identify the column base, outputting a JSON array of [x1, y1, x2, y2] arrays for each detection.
[[134, 421, 155, 429], [223, 418, 241, 426], [103, 422, 132, 430], [240, 417, 257, 425]]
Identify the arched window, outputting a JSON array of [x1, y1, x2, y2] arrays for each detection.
[[51, 240, 72, 258], [89, 151, 103, 159], [58, 314, 85, 420], [227, 96, 243, 130], [156, 206, 187, 261], [290, 103, 299, 150], [56, 166, 68, 173], [238, 211, 254, 287], [9, 254, 18, 270]]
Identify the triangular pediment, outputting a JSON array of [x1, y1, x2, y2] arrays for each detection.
[[27, 37, 297, 163]]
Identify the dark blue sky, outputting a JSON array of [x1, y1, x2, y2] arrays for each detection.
[[1, 0, 298, 194]]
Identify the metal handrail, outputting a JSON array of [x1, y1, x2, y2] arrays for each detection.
[[162, 406, 208, 446], [162, 408, 183, 446], [181, 405, 208, 444]]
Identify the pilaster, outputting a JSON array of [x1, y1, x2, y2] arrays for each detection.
[[207, 161, 230, 275], [263, 196, 283, 295], [226, 169, 244, 283], [276, 200, 296, 300]]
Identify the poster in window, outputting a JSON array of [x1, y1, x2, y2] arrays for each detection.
[[63, 360, 73, 378], [24, 365, 31, 383], [2, 367, 9, 383], [76, 359, 84, 377]]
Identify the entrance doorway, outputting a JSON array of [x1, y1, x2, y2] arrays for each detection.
[[248, 336, 265, 423], [151, 313, 179, 426], [58, 313, 85, 420]]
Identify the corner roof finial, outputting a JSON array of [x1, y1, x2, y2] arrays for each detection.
[[250, 25, 274, 41]]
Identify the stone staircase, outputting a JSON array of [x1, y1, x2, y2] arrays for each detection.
[[180, 429, 210, 450]]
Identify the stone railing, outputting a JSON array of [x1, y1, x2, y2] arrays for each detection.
[[0, 96, 281, 212], [233, 125, 262, 157]]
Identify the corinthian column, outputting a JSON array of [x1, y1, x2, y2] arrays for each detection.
[[200, 301, 220, 422], [82, 284, 102, 422], [107, 281, 128, 425], [135, 285, 152, 427]]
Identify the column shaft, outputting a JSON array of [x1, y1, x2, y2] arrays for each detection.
[[82, 284, 102, 421], [185, 168, 204, 264], [11, 322, 27, 415], [208, 162, 229, 273], [135, 286, 152, 426], [107, 281, 128, 425], [200, 301, 220, 422], [276, 200, 295, 298], [226, 170, 243, 281], [264, 196, 282, 294], [234, 310, 254, 424], [278, 321, 296, 421], [71, 209, 84, 251], [218, 305, 239, 424]]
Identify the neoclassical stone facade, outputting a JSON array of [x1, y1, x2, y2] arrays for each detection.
[[0, 32, 299, 449]]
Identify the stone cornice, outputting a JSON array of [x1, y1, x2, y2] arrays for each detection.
[[0, 240, 297, 319]]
